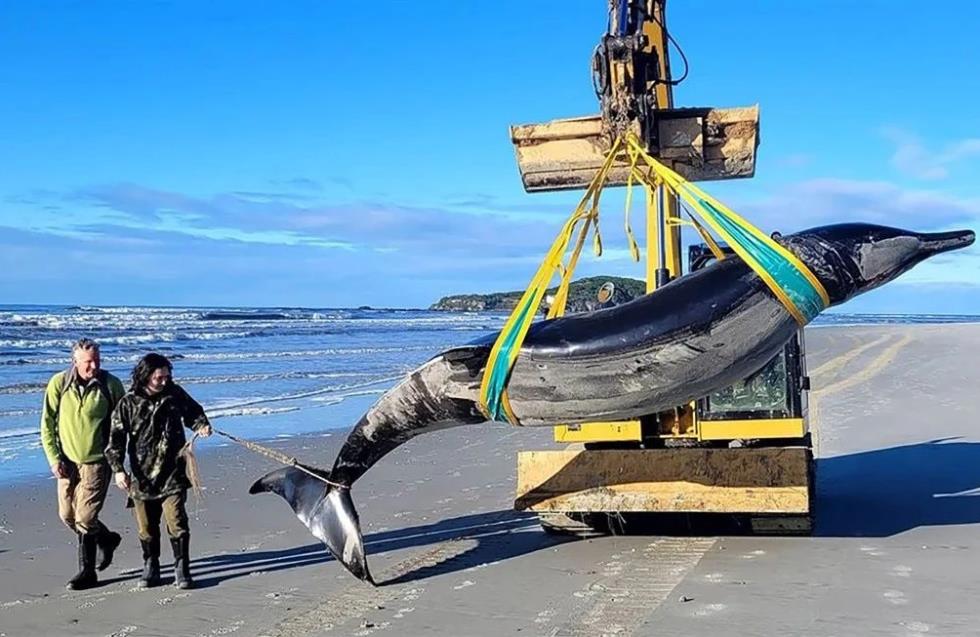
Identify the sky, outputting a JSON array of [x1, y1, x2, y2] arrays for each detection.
[[1, 1, 978, 313]]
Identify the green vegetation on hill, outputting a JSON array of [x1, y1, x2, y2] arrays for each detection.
[[430, 276, 646, 312]]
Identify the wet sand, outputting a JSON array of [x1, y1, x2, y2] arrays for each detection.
[[1, 324, 978, 637]]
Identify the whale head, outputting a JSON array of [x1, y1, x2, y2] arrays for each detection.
[[781, 223, 975, 305]]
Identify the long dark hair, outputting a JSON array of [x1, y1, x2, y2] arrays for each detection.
[[130, 353, 173, 393]]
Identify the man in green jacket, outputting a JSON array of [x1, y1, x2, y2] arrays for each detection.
[[40, 338, 126, 590]]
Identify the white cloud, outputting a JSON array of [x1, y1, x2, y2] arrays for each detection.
[[733, 178, 980, 232], [773, 153, 813, 168], [880, 127, 980, 181], [3, 176, 977, 308], [716, 178, 980, 291], [899, 246, 980, 286]]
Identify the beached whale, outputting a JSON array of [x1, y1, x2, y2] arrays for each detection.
[[250, 223, 975, 583]]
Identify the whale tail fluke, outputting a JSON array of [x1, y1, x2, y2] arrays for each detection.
[[249, 466, 374, 585]]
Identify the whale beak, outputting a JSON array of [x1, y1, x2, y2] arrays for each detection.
[[919, 229, 975, 256]]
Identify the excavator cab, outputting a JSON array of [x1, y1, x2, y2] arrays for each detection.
[[689, 244, 810, 432]]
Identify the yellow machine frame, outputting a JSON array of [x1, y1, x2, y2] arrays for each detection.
[[554, 417, 808, 444], [549, 0, 806, 448], [510, 0, 814, 532]]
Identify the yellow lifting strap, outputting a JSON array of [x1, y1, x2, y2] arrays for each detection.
[[622, 134, 829, 324], [478, 133, 830, 425], [477, 137, 623, 424], [677, 214, 727, 262]]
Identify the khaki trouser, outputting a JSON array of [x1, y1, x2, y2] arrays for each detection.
[[132, 491, 189, 542], [57, 461, 110, 535]]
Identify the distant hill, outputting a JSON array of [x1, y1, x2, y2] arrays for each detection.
[[430, 276, 647, 313]]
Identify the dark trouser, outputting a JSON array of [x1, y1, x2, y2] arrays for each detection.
[[132, 491, 189, 541]]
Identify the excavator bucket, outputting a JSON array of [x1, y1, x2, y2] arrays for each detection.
[[510, 105, 760, 192]]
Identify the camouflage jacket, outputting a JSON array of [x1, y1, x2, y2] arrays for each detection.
[[106, 384, 210, 500]]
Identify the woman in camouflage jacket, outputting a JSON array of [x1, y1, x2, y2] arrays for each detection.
[[106, 353, 212, 589]]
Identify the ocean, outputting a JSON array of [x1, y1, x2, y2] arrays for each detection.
[[2, 304, 979, 483]]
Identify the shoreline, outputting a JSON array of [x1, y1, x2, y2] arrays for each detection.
[[0, 391, 384, 485], [0, 422, 354, 487], [2, 323, 979, 636], [4, 316, 980, 485]]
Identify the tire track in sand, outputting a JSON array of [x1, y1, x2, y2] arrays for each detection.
[[809, 333, 891, 381], [534, 332, 903, 636], [543, 537, 715, 636], [259, 540, 475, 636], [809, 332, 913, 455], [260, 513, 537, 636]]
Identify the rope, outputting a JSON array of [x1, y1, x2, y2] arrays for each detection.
[[178, 428, 348, 491], [181, 436, 205, 503]]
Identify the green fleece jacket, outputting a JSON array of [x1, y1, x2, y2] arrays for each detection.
[[40, 370, 126, 466]]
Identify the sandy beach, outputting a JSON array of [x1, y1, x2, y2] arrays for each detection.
[[2, 323, 979, 637]]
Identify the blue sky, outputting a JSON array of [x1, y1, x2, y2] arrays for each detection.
[[1, 1, 978, 313]]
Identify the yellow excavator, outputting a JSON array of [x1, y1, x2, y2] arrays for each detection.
[[510, 0, 814, 535]]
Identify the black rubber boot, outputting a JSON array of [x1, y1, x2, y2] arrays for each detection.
[[66, 532, 99, 590], [96, 528, 122, 572], [170, 535, 194, 590], [138, 537, 161, 589]]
